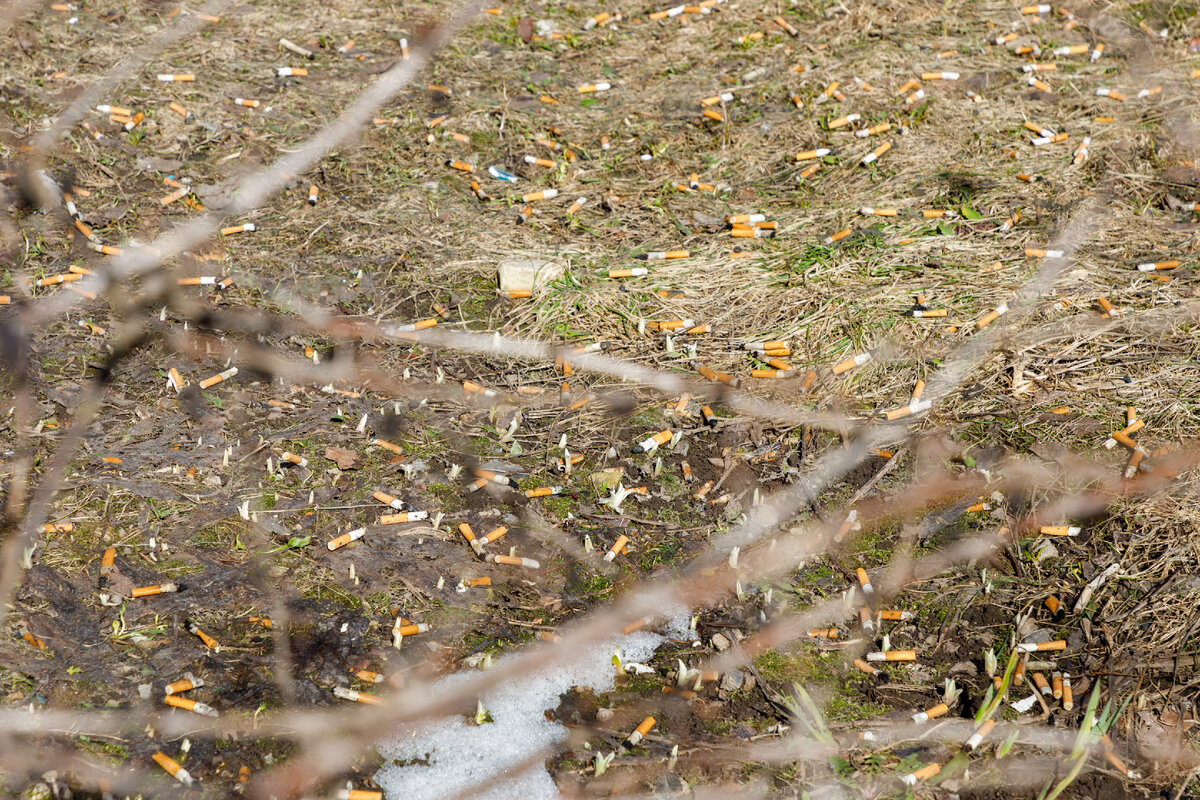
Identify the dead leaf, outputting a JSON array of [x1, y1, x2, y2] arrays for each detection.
[[325, 447, 360, 470]]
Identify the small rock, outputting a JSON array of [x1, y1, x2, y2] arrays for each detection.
[[949, 660, 978, 676], [719, 669, 745, 692], [497, 257, 565, 293], [710, 632, 731, 652], [652, 773, 687, 797]]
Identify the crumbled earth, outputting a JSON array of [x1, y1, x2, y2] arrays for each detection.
[[2, 0, 1200, 797]]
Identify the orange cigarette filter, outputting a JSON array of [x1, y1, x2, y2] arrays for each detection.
[[152, 752, 193, 786], [853, 658, 881, 676], [164, 694, 218, 716], [334, 686, 384, 705], [42, 522, 74, 532], [165, 676, 202, 695], [605, 534, 630, 562], [478, 526, 507, 546], [372, 438, 404, 454], [131, 582, 179, 597], [866, 650, 917, 661], [338, 791, 384, 800], [807, 628, 838, 639], [1016, 639, 1067, 652], [188, 622, 220, 650], [447, 160, 475, 173]]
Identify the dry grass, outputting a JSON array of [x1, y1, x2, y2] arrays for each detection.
[[2, 0, 1200, 797]]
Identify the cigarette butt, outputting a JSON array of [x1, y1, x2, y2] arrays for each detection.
[[327, 528, 366, 551], [393, 621, 431, 636], [337, 791, 384, 800], [700, 92, 735, 107], [604, 534, 629, 562], [636, 429, 674, 452], [152, 752, 193, 786], [525, 486, 562, 498], [577, 82, 612, 93], [1095, 88, 1125, 101], [1062, 673, 1073, 709], [1016, 640, 1067, 653], [333, 686, 383, 705], [1038, 525, 1080, 536], [807, 628, 838, 639], [1033, 671, 1052, 696], [965, 718, 996, 750], [380, 511, 428, 524], [823, 227, 851, 245], [100, 547, 117, 573], [486, 554, 541, 568], [853, 658, 881, 676], [1136, 260, 1178, 272], [478, 526, 507, 547], [609, 267, 649, 278], [921, 71, 959, 80], [832, 352, 872, 375], [856, 567, 873, 595], [131, 583, 179, 598], [795, 148, 832, 162], [220, 223, 256, 235], [911, 702, 949, 723], [827, 113, 861, 129], [866, 650, 916, 661], [901, 763, 941, 786], [352, 669, 384, 685], [165, 675, 203, 694], [277, 66, 308, 77], [861, 141, 892, 165], [280, 451, 308, 467], [373, 490, 406, 510], [975, 303, 1008, 330], [157, 73, 196, 82], [623, 715, 656, 747], [164, 694, 219, 717], [458, 523, 479, 552], [187, 622, 220, 650], [521, 188, 558, 202], [197, 367, 237, 388]]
